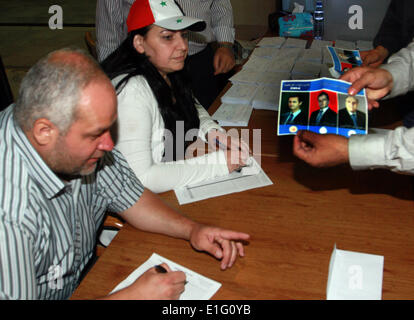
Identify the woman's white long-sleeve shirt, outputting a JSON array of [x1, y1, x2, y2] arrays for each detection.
[[113, 75, 229, 193], [349, 40, 414, 175]]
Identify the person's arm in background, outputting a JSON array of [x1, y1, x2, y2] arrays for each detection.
[[210, 0, 236, 75], [360, 0, 399, 67], [342, 39, 414, 108], [293, 127, 414, 175], [380, 40, 414, 99], [348, 126, 414, 174], [95, 0, 129, 62]]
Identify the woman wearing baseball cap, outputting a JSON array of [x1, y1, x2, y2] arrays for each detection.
[[102, 0, 249, 193]]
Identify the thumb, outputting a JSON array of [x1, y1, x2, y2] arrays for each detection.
[[348, 79, 366, 96], [362, 54, 376, 66], [214, 55, 225, 75], [298, 130, 316, 143], [213, 54, 220, 74], [203, 236, 224, 259]]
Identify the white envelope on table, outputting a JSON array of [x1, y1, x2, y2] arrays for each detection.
[[326, 245, 384, 300]]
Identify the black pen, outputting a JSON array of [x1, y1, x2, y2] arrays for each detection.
[[155, 264, 188, 285], [155, 264, 168, 273]]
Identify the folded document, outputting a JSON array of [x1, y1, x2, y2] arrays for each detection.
[[212, 103, 253, 127]]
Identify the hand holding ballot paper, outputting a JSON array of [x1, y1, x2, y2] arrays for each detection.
[[278, 77, 368, 138], [340, 66, 394, 110]]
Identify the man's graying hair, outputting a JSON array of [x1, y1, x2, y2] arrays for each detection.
[[14, 48, 107, 134]]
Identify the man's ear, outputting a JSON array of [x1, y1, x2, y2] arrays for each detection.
[[133, 34, 145, 54], [32, 118, 59, 147]]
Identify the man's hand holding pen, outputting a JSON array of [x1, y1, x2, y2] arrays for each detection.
[[117, 263, 186, 300]]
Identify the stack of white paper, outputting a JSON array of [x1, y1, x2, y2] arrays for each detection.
[[268, 55, 297, 73], [252, 85, 281, 111], [274, 47, 304, 60], [290, 73, 316, 80], [310, 39, 333, 49], [326, 245, 384, 300], [298, 47, 322, 64], [251, 46, 280, 59], [256, 72, 290, 86], [242, 55, 272, 72], [282, 37, 307, 48], [257, 36, 286, 48], [111, 253, 222, 300], [334, 40, 356, 50], [291, 61, 321, 78], [356, 40, 373, 51], [319, 63, 333, 78], [229, 68, 262, 85], [211, 103, 253, 127], [220, 83, 258, 105], [174, 157, 273, 204]]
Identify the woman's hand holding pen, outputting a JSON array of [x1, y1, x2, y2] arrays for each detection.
[[207, 129, 250, 172], [225, 149, 247, 173]]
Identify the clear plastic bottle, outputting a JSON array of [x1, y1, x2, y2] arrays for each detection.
[[313, 0, 324, 40]]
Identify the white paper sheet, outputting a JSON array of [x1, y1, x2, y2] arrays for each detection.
[[242, 56, 272, 72], [326, 245, 384, 300], [252, 84, 281, 111], [334, 40, 356, 50], [257, 36, 286, 48], [111, 253, 221, 300], [212, 103, 253, 127], [98, 229, 118, 247], [319, 63, 332, 78], [174, 157, 273, 204], [297, 47, 323, 64], [220, 83, 258, 105], [310, 39, 333, 49], [251, 46, 280, 59], [274, 47, 304, 60], [291, 61, 321, 77], [283, 37, 307, 48], [290, 73, 316, 80], [267, 55, 297, 73], [229, 68, 262, 85], [255, 72, 290, 86], [356, 40, 373, 51]]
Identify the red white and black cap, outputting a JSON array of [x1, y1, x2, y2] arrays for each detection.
[[127, 0, 206, 33]]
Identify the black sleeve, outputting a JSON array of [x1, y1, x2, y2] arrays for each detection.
[[373, 0, 403, 56]]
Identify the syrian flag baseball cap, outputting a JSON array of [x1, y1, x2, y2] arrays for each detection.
[[127, 0, 206, 33]]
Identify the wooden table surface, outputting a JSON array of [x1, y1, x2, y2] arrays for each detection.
[[72, 148, 414, 299], [72, 44, 414, 300]]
